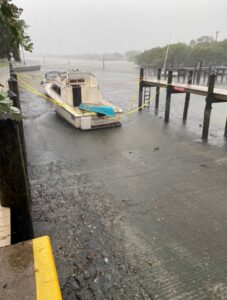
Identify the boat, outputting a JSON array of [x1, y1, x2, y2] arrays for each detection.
[[43, 71, 123, 130]]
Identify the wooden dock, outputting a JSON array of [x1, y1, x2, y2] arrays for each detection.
[[143, 79, 227, 102], [139, 68, 227, 141]]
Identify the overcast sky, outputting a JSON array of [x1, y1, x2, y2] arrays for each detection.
[[14, 0, 227, 55]]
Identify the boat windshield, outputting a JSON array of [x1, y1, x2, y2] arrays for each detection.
[[45, 71, 60, 81]]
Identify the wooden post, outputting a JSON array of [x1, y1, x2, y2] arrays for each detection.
[[8, 75, 20, 109], [196, 60, 203, 85], [138, 68, 144, 111], [0, 120, 33, 242], [202, 73, 215, 141], [224, 118, 227, 138], [8, 74, 27, 170], [155, 68, 161, 115], [203, 70, 207, 83], [183, 70, 193, 121], [215, 68, 219, 83], [164, 70, 172, 123], [177, 69, 180, 82], [221, 69, 225, 83], [183, 69, 186, 83]]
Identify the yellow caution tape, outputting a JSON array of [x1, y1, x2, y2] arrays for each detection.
[[18, 76, 95, 117]]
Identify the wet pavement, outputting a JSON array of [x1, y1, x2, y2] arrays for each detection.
[[20, 61, 227, 299]]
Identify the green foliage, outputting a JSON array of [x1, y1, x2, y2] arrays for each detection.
[[136, 36, 227, 68], [125, 50, 141, 62], [0, 0, 33, 61], [0, 91, 22, 120]]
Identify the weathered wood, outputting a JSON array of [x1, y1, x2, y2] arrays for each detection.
[[183, 70, 186, 83], [142, 79, 227, 102], [164, 71, 173, 123], [0, 120, 30, 209], [203, 70, 207, 83], [138, 68, 144, 111], [196, 61, 203, 85], [8, 75, 20, 109], [202, 74, 216, 141], [183, 71, 193, 121], [221, 69, 225, 83], [193, 65, 197, 84], [0, 120, 33, 242], [224, 118, 227, 138], [155, 68, 161, 115], [8, 74, 28, 172], [177, 70, 180, 82]]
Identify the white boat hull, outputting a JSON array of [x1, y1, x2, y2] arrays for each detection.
[[55, 104, 122, 130], [44, 72, 123, 130]]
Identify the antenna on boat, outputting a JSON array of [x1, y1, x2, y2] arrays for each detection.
[[163, 33, 171, 75], [102, 55, 105, 71]]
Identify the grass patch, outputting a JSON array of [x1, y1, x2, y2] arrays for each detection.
[[0, 63, 8, 68]]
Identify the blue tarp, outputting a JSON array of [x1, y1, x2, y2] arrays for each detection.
[[79, 104, 116, 117]]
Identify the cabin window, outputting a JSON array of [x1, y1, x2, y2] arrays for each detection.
[[52, 84, 61, 96], [70, 79, 85, 84], [72, 85, 82, 107]]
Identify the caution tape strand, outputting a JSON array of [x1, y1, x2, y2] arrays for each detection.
[[17, 75, 169, 118]]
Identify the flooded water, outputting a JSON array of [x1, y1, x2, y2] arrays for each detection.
[[25, 57, 227, 147], [19, 59, 227, 299]]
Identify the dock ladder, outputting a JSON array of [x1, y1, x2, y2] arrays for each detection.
[[143, 87, 151, 108]]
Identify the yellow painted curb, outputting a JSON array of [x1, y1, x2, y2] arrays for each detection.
[[33, 236, 62, 300]]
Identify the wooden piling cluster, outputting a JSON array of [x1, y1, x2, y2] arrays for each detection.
[[144, 64, 227, 85], [0, 72, 33, 243], [138, 67, 227, 141]]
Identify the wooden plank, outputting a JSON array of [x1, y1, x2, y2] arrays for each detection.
[[0, 205, 10, 248]]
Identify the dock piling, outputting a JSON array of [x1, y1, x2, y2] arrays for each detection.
[[202, 73, 216, 141], [141, 67, 227, 141], [196, 61, 203, 85], [8, 74, 27, 169], [183, 71, 193, 121], [155, 68, 161, 115], [164, 71, 173, 123], [224, 118, 227, 138], [221, 69, 225, 83], [138, 68, 144, 111], [183, 70, 186, 83]]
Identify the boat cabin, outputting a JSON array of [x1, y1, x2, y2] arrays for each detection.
[[49, 72, 105, 108]]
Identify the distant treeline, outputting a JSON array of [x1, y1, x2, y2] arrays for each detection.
[[136, 36, 227, 68], [52, 51, 141, 62]]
